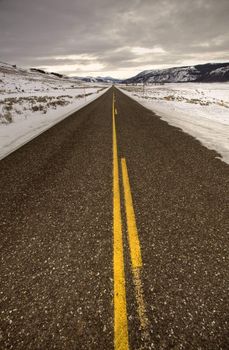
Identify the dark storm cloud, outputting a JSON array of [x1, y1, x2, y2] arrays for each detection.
[[0, 0, 228, 78]]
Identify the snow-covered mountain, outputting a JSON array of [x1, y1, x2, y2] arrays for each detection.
[[96, 76, 122, 83], [123, 63, 229, 84], [74, 76, 121, 84]]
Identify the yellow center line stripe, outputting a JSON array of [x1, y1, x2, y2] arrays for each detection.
[[113, 93, 129, 350], [121, 158, 149, 334], [121, 158, 142, 269], [132, 268, 149, 332]]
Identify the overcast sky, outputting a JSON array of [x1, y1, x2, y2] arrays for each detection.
[[0, 0, 228, 78]]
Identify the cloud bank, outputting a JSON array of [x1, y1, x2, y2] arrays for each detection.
[[0, 0, 228, 78]]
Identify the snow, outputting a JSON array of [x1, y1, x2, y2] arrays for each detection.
[[0, 62, 109, 159], [119, 83, 229, 164]]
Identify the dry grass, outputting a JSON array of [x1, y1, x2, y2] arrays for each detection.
[[0, 95, 73, 123], [0, 89, 104, 124], [0, 108, 13, 124]]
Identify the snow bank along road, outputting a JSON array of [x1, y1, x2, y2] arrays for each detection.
[[120, 83, 229, 165], [0, 87, 228, 350]]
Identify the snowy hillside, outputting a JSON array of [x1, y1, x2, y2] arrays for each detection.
[[0, 61, 108, 159], [124, 63, 229, 84], [0, 61, 84, 94], [120, 83, 229, 164]]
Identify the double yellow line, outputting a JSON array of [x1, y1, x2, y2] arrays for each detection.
[[113, 92, 148, 350]]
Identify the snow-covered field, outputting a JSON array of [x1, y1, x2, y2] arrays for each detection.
[[0, 62, 109, 159], [120, 83, 229, 164]]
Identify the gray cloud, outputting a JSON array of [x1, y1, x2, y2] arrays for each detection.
[[0, 0, 228, 78]]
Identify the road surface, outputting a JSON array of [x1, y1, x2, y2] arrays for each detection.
[[0, 87, 228, 349]]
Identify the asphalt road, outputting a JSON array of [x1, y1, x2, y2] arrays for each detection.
[[0, 87, 228, 350]]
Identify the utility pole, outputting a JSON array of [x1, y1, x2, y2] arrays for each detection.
[[84, 86, 86, 102], [143, 81, 146, 97]]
